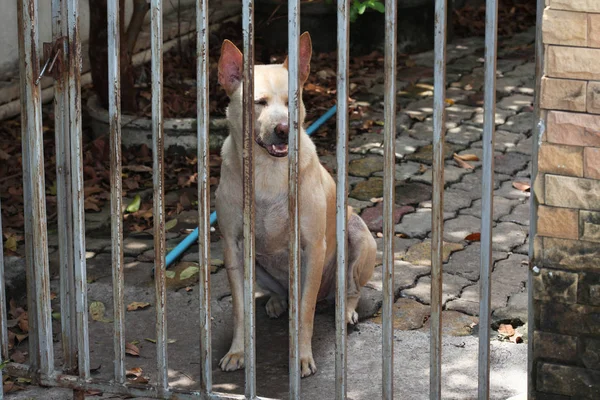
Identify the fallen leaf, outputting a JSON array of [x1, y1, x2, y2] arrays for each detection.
[[453, 154, 474, 169], [145, 338, 177, 344], [454, 153, 479, 161], [126, 194, 142, 213], [125, 342, 140, 357], [498, 323, 515, 337], [126, 367, 143, 378], [419, 164, 427, 173], [3, 380, 24, 393], [85, 389, 103, 396], [370, 197, 383, 203], [165, 219, 178, 231], [4, 234, 18, 253], [509, 333, 523, 344], [180, 265, 200, 280], [130, 375, 149, 384], [17, 313, 28, 333], [11, 350, 26, 364], [50, 292, 57, 300], [464, 232, 481, 242], [89, 301, 112, 323], [166, 270, 176, 279], [123, 165, 153, 173], [51, 312, 61, 321], [15, 334, 28, 344], [127, 302, 151, 311], [376, 232, 383, 238], [445, 98, 455, 106], [185, 286, 193, 292], [512, 181, 530, 192]]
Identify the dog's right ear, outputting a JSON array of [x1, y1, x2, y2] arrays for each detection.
[[218, 40, 243, 96]]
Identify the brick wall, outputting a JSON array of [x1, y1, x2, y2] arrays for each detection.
[[533, 1, 600, 399]]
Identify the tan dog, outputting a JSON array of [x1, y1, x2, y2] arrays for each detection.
[[215, 32, 376, 378]]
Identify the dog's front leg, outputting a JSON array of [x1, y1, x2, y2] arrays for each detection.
[[298, 237, 326, 378], [219, 238, 246, 371]]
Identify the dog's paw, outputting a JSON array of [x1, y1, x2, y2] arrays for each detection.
[[300, 354, 317, 378], [219, 351, 245, 372], [265, 296, 288, 319], [346, 309, 359, 326]]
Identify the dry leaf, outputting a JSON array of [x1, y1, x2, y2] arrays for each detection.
[[464, 232, 481, 242], [17, 313, 28, 333], [126, 367, 143, 378], [453, 154, 474, 169], [512, 181, 531, 192], [125, 342, 140, 357], [127, 302, 151, 311], [454, 153, 479, 161], [85, 389, 103, 396], [4, 234, 18, 253], [376, 232, 383, 238], [185, 286, 193, 292], [11, 350, 26, 364], [50, 292, 57, 300], [419, 164, 427, 173], [498, 323, 515, 337], [509, 333, 523, 344], [89, 301, 112, 323], [130, 375, 149, 384], [370, 197, 383, 203]]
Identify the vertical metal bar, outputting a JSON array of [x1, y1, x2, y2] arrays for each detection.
[[16, 2, 39, 375], [382, 0, 397, 397], [107, 0, 126, 384], [17, 0, 55, 377], [528, 0, 545, 397], [52, 0, 79, 375], [65, 0, 90, 379], [242, 0, 257, 397], [431, 0, 447, 398], [478, 0, 498, 398], [335, 0, 350, 398], [150, 0, 168, 392], [287, 0, 301, 398], [0, 197, 8, 360], [197, 0, 212, 394]]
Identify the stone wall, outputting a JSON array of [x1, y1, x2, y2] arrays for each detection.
[[533, 0, 600, 398]]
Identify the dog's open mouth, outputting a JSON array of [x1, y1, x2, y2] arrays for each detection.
[[256, 138, 289, 157]]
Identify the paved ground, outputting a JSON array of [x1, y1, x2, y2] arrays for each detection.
[[6, 28, 536, 399]]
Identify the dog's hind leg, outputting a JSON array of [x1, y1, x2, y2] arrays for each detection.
[[256, 264, 288, 319], [346, 213, 377, 325]]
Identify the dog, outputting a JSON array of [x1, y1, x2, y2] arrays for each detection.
[[215, 32, 377, 378]]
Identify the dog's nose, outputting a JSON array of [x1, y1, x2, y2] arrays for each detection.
[[274, 122, 289, 138]]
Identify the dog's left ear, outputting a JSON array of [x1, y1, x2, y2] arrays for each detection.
[[283, 32, 312, 84], [218, 40, 243, 95]]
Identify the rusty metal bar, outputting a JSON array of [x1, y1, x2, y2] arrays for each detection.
[[0, 197, 8, 360], [17, 0, 55, 377], [242, 0, 257, 397], [196, 0, 212, 394], [528, 0, 546, 398], [478, 0, 499, 398], [107, 0, 126, 384], [335, 0, 350, 398], [430, 0, 447, 397], [52, 0, 79, 375], [382, 0, 397, 397], [65, 0, 91, 379], [150, 0, 169, 392], [287, 0, 301, 398]]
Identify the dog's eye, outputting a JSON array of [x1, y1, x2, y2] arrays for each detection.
[[255, 99, 268, 106]]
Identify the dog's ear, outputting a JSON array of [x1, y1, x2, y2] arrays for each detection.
[[283, 32, 312, 85], [218, 40, 243, 95]]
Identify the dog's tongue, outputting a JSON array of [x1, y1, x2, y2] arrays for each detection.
[[271, 143, 288, 154]]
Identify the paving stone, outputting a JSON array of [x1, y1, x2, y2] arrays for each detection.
[[395, 181, 432, 206], [373, 162, 422, 181], [500, 202, 530, 226], [493, 222, 528, 252], [348, 197, 374, 213], [404, 143, 465, 165], [514, 242, 529, 255], [509, 137, 533, 156], [85, 237, 113, 253], [348, 156, 384, 177], [350, 178, 383, 200], [469, 107, 515, 126], [360, 203, 414, 232], [404, 240, 464, 266], [443, 215, 482, 242], [420, 310, 479, 336], [461, 196, 520, 221], [395, 209, 455, 239], [349, 132, 384, 154], [445, 104, 480, 125], [370, 298, 431, 330], [445, 88, 477, 105], [374, 237, 421, 264], [494, 152, 530, 175], [473, 130, 524, 153], [492, 290, 528, 324], [495, 180, 531, 200], [497, 94, 534, 112], [408, 120, 453, 143], [403, 273, 472, 306], [455, 67, 485, 92], [496, 77, 525, 96], [515, 162, 531, 178], [367, 261, 430, 294], [446, 124, 483, 146], [123, 238, 155, 256], [412, 164, 472, 186], [498, 112, 533, 134], [444, 243, 508, 281], [450, 170, 509, 199], [370, 136, 430, 159], [505, 63, 535, 79], [419, 189, 473, 213], [403, 98, 434, 121]]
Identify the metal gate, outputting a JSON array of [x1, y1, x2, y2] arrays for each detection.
[[0, 0, 542, 398]]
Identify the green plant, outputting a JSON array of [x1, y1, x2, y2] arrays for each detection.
[[324, 0, 385, 22]]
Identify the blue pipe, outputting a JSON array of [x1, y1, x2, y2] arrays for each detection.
[[163, 104, 337, 269]]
